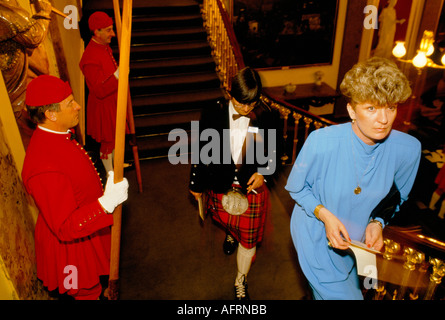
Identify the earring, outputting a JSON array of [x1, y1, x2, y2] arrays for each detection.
[[351, 119, 356, 124]]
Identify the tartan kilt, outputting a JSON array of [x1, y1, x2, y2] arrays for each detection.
[[206, 184, 270, 249]]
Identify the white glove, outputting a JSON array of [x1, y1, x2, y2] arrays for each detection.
[[98, 171, 129, 213], [114, 67, 119, 80]]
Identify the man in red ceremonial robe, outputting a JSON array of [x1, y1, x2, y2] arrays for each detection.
[[22, 75, 129, 300], [79, 11, 119, 173]]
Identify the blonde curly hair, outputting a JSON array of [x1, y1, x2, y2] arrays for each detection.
[[340, 57, 412, 107]]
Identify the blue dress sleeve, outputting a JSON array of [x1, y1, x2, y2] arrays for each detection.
[[395, 137, 422, 207], [285, 130, 322, 219]]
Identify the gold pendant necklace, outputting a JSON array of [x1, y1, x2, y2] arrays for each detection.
[[351, 128, 375, 195]]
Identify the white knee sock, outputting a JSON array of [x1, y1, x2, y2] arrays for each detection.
[[235, 244, 256, 285]]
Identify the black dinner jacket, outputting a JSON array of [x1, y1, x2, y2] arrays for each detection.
[[189, 99, 279, 194]]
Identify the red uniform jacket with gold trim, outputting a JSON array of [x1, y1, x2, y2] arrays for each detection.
[[22, 127, 113, 293], [79, 39, 118, 156]]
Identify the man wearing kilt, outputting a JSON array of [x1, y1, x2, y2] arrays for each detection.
[[189, 67, 278, 300]]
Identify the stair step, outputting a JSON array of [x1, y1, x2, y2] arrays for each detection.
[[130, 40, 210, 51], [83, 0, 200, 14], [131, 30, 207, 45], [130, 72, 220, 95], [132, 13, 203, 29], [130, 56, 216, 77], [135, 122, 192, 138], [126, 146, 190, 162], [131, 26, 207, 45], [133, 109, 202, 128], [127, 128, 193, 161], [116, 41, 212, 60], [137, 133, 189, 152], [132, 88, 224, 112]]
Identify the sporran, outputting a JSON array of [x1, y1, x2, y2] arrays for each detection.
[[222, 187, 248, 215]]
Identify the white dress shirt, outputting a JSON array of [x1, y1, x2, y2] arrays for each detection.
[[229, 101, 250, 165]]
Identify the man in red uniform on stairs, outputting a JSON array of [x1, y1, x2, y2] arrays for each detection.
[[79, 11, 119, 173], [21, 75, 129, 300]]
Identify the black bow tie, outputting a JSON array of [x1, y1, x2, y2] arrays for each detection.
[[232, 113, 251, 121]]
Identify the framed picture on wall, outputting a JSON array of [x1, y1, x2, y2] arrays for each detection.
[[232, 0, 339, 69]]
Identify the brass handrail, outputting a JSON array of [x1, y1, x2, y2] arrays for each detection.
[[261, 94, 336, 164], [202, 0, 244, 89], [369, 226, 445, 300]]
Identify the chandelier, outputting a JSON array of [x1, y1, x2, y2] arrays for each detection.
[[392, 30, 445, 69]]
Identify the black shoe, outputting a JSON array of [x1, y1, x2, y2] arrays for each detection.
[[234, 276, 250, 300], [223, 234, 237, 255]]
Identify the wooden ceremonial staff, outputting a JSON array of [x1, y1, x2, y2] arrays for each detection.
[[112, 0, 143, 194], [51, 7, 69, 19], [108, 0, 133, 300]]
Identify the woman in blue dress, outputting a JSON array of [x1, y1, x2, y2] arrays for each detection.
[[285, 57, 421, 299]]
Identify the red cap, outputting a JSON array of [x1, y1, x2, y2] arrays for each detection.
[[25, 75, 72, 107], [88, 11, 113, 31]]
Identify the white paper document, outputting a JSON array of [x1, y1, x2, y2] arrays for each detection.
[[348, 240, 378, 279]]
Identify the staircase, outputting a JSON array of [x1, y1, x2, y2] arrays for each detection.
[[82, 0, 225, 161]]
